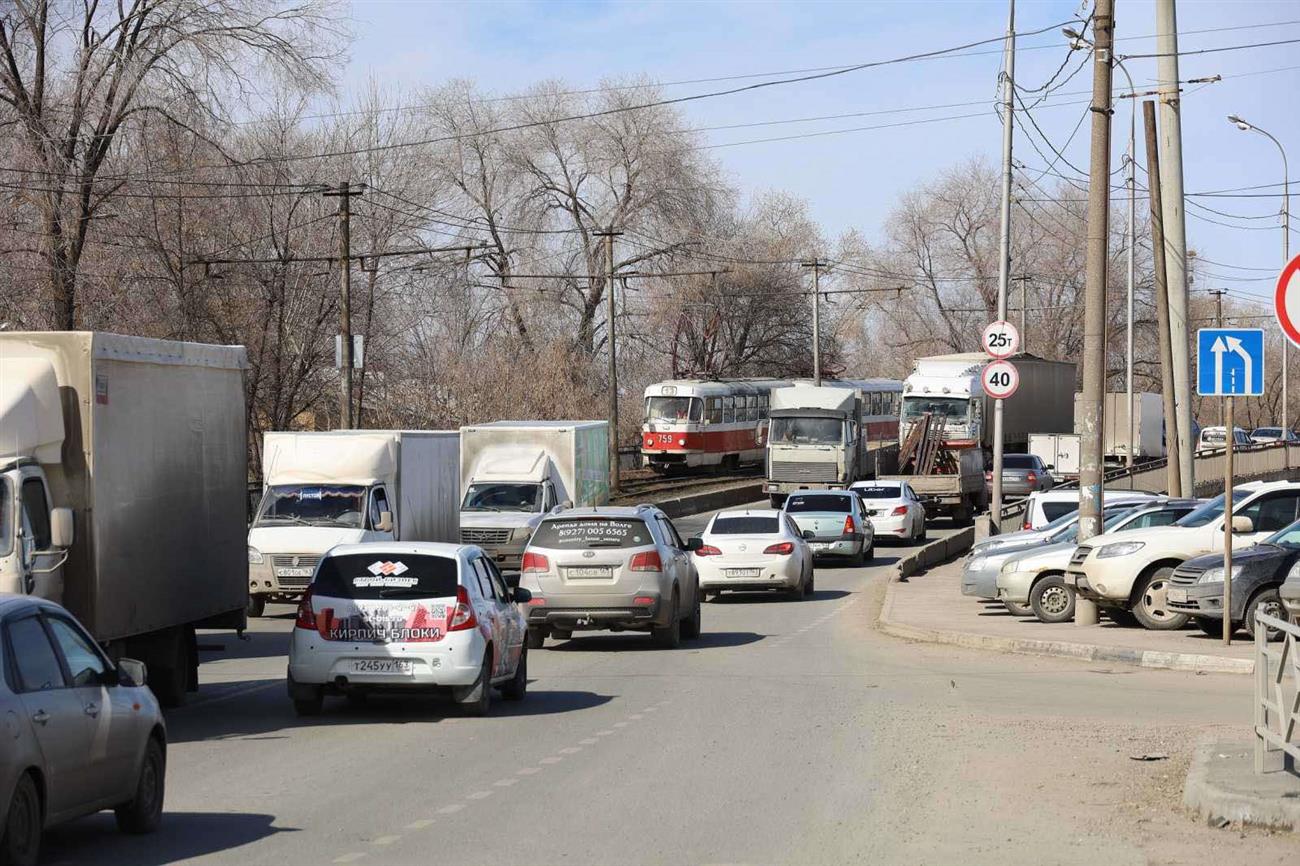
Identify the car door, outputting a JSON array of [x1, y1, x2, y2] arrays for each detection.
[[2, 612, 94, 821], [44, 613, 137, 806], [1232, 491, 1300, 547], [784, 515, 810, 578], [485, 560, 523, 673], [470, 559, 506, 677], [856, 495, 874, 546], [655, 516, 694, 607]]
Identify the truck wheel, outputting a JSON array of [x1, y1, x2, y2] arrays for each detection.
[[1132, 567, 1190, 631], [150, 638, 190, 709], [1029, 576, 1074, 624], [114, 737, 165, 834], [1105, 608, 1139, 627], [246, 595, 266, 618], [525, 628, 546, 650]]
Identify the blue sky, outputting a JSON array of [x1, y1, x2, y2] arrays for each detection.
[[344, 0, 1300, 311]]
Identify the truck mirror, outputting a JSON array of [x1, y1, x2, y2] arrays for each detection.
[[376, 511, 393, 533], [49, 508, 74, 549]]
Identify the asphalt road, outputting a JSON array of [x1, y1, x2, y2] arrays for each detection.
[[37, 506, 1298, 865]]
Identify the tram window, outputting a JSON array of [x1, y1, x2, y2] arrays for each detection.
[[759, 395, 769, 419], [707, 398, 723, 424], [722, 396, 735, 424], [744, 396, 756, 421]]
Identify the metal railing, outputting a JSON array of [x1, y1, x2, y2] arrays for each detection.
[[1254, 612, 1300, 775]]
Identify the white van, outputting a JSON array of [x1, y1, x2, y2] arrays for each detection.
[[1021, 488, 1162, 531]]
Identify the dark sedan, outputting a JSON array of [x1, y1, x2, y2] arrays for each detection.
[[1166, 519, 1300, 638]]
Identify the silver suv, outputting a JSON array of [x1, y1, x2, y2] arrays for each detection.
[[519, 505, 703, 649]]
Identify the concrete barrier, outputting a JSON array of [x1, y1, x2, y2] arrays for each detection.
[[652, 483, 766, 519], [894, 526, 975, 581]]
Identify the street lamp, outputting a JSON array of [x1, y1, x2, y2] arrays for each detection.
[[1228, 114, 1291, 444]]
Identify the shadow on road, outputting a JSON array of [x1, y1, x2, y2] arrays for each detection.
[[40, 811, 291, 866], [544, 631, 765, 652], [710, 589, 852, 603], [197, 629, 290, 664]]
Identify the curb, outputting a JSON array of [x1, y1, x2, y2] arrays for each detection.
[[652, 483, 765, 519], [1184, 738, 1300, 831], [894, 526, 975, 581]]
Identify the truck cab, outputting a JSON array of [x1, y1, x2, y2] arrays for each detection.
[[460, 451, 562, 570], [0, 462, 74, 602]]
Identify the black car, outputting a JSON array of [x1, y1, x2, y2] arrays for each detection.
[[1166, 519, 1300, 638]]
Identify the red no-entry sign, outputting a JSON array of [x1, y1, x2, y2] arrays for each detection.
[[1275, 253, 1300, 347]]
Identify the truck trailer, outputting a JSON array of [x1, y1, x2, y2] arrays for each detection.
[[0, 332, 248, 705], [1074, 392, 1165, 464]]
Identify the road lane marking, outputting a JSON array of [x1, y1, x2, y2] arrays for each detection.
[[614, 721, 629, 728], [540, 756, 564, 764], [371, 836, 401, 846], [627, 713, 643, 720], [596, 729, 615, 736], [517, 767, 542, 775], [333, 855, 366, 863], [437, 804, 465, 815], [405, 819, 435, 830], [467, 790, 494, 800], [579, 737, 598, 745], [494, 778, 519, 787], [560, 747, 583, 755]]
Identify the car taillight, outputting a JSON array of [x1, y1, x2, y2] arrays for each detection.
[[842, 515, 855, 537], [522, 551, 549, 574], [891, 505, 908, 516], [448, 586, 477, 631], [1023, 520, 1032, 530], [763, 541, 794, 555], [695, 544, 722, 557], [294, 587, 316, 630], [629, 551, 663, 572], [1026, 471, 1037, 484]]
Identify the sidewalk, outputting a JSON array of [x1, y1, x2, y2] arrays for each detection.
[[879, 558, 1256, 674]]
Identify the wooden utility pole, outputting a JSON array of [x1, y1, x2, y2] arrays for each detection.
[[1210, 288, 1229, 424], [324, 182, 364, 429], [595, 229, 623, 495], [1143, 100, 1182, 497], [801, 259, 829, 385]]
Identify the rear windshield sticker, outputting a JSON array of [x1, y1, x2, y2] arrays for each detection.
[[352, 575, 419, 588], [367, 560, 409, 576]]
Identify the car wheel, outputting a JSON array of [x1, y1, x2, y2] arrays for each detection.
[[246, 595, 265, 618], [1193, 616, 1224, 637], [1105, 608, 1140, 627], [525, 628, 546, 650], [681, 590, 702, 639], [800, 565, 814, 599], [501, 647, 528, 701], [917, 520, 927, 542], [1002, 600, 1034, 617], [115, 737, 165, 834], [1245, 587, 1287, 641], [457, 653, 493, 717], [1029, 575, 1074, 624], [1132, 567, 1190, 631], [2, 773, 41, 866], [863, 538, 874, 563], [653, 591, 682, 649]]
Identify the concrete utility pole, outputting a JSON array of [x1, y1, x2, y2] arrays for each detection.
[[801, 259, 829, 385], [1018, 276, 1028, 353], [1118, 62, 1137, 470], [991, 0, 1016, 529], [1077, 0, 1114, 628], [1210, 287, 1228, 425], [1156, 0, 1195, 495], [324, 182, 364, 429], [1144, 100, 1182, 497], [596, 229, 623, 496]]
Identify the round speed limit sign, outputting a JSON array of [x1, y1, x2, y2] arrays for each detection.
[[981, 359, 1019, 399], [981, 320, 1020, 359]]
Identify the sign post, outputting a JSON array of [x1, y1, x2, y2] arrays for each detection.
[[982, 321, 1021, 533], [1197, 327, 1265, 646]]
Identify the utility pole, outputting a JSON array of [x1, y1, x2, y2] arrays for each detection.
[[1124, 73, 1137, 470], [1156, 0, 1195, 495], [802, 259, 829, 385], [595, 229, 623, 496], [323, 182, 364, 429], [991, 0, 1016, 530], [1143, 100, 1182, 497], [1018, 276, 1029, 352], [1210, 287, 1229, 425], [1077, 0, 1114, 628]]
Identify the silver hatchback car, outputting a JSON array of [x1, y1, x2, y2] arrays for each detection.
[[519, 505, 703, 649], [0, 595, 165, 866]]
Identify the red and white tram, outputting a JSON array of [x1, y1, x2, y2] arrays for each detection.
[[641, 379, 790, 473]]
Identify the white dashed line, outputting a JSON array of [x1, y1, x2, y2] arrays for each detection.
[[579, 737, 598, 745], [405, 819, 435, 830], [494, 778, 519, 787], [517, 767, 542, 775], [437, 804, 465, 815], [467, 790, 494, 800], [560, 747, 583, 755], [540, 756, 564, 764], [333, 855, 366, 864], [627, 714, 643, 720], [371, 835, 401, 846]]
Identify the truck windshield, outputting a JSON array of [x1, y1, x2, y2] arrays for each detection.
[[769, 417, 842, 445], [901, 397, 969, 423], [645, 396, 702, 423], [256, 484, 367, 528], [1175, 490, 1252, 528], [0, 478, 10, 557], [462, 483, 542, 513]]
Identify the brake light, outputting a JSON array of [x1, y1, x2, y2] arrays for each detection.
[[891, 505, 908, 516], [842, 515, 856, 537], [448, 586, 478, 631], [629, 551, 663, 572], [1026, 471, 1037, 484], [695, 544, 722, 557], [764, 541, 794, 555], [294, 587, 316, 630], [1023, 520, 1032, 530], [521, 551, 550, 574], [634, 596, 656, 606]]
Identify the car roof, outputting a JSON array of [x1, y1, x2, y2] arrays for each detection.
[[325, 542, 472, 559], [713, 509, 783, 518], [0, 593, 67, 617], [788, 489, 856, 497], [1033, 488, 1159, 501], [543, 505, 662, 520]]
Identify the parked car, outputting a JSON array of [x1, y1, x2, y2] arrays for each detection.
[[1249, 427, 1300, 444], [1167, 518, 1300, 639], [782, 490, 875, 565], [1, 595, 165, 866], [692, 509, 814, 600], [986, 453, 1054, 500], [1067, 480, 1300, 630], [287, 543, 528, 716], [1021, 488, 1161, 530], [1197, 426, 1252, 451], [997, 499, 1200, 623], [849, 480, 926, 542], [519, 505, 703, 649]]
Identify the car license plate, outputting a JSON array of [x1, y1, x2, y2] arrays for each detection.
[[351, 659, 413, 675], [276, 567, 314, 577], [811, 542, 831, 551], [1167, 588, 1188, 603], [567, 566, 612, 578], [726, 568, 762, 578]]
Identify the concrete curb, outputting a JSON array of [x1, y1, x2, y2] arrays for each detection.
[[1184, 738, 1300, 831], [652, 483, 766, 519], [894, 526, 975, 581]]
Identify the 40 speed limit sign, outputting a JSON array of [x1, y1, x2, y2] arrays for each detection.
[[981, 320, 1020, 359], [981, 359, 1019, 399]]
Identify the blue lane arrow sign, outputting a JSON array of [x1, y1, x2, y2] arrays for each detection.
[[1197, 328, 1264, 397]]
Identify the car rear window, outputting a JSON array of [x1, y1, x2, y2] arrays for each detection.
[[711, 516, 780, 535], [1004, 455, 1036, 468], [785, 494, 852, 513], [1040, 501, 1079, 522], [313, 553, 459, 600], [531, 518, 653, 549], [854, 486, 900, 499]]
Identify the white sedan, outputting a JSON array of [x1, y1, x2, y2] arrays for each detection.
[[850, 481, 927, 542], [691, 509, 814, 600]]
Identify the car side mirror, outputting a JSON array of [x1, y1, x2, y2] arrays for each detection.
[[803, 530, 816, 540], [376, 511, 394, 533], [511, 587, 532, 603], [1045, 463, 1054, 471], [117, 658, 147, 688], [503, 571, 521, 589], [50, 507, 74, 549], [685, 537, 704, 552], [1232, 516, 1254, 534]]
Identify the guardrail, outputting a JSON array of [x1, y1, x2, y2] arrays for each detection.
[[1254, 612, 1300, 775]]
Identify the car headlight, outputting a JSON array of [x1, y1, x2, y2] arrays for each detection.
[[1288, 561, 1300, 581], [248, 546, 263, 565], [1097, 541, 1145, 559], [1197, 565, 1242, 584], [968, 556, 987, 572], [1001, 559, 1021, 574]]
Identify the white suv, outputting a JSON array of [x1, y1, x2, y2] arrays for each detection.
[[1066, 481, 1300, 630]]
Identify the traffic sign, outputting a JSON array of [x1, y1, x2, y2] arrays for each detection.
[[1197, 328, 1264, 397], [981, 359, 1019, 399], [1276, 253, 1300, 348], [981, 320, 1020, 360]]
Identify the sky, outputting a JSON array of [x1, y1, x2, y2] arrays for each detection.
[[342, 0, 1300, 316]]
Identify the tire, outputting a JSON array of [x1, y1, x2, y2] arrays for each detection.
[[114, 737, 165, 835], [525, 628, 546, 650], [680, 590, 702, 639], [862, 538, 874, 564], [501, 647, 527, 701], [652, 592, 682, 649], [1132, 567, 1190, 631], [246, 595, 266, 618], [1105, 607, 1140, 627], [806, 569, 815, 597], [1029, 575, 1075, 624], [915, 519, 928, 543], [1245, 587, 1287, 641], [457, 654, 493, 717], [1002, 600, 1034, 617], [800, 565, 814, 599], [1, 773, 41, 866], [1193, 616, 1224, 637], [769, 494, 784, 508]]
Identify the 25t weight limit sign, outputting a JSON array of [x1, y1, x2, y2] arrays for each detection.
[[982, 359, 1019, 400]]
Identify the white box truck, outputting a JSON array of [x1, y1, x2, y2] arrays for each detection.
[[459, 421, 610, 570], [246, 430, 459, 615], [0, 332, 248, 705], [1029, 433, 1081, 480], [1072, 392, 1164, 465]]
